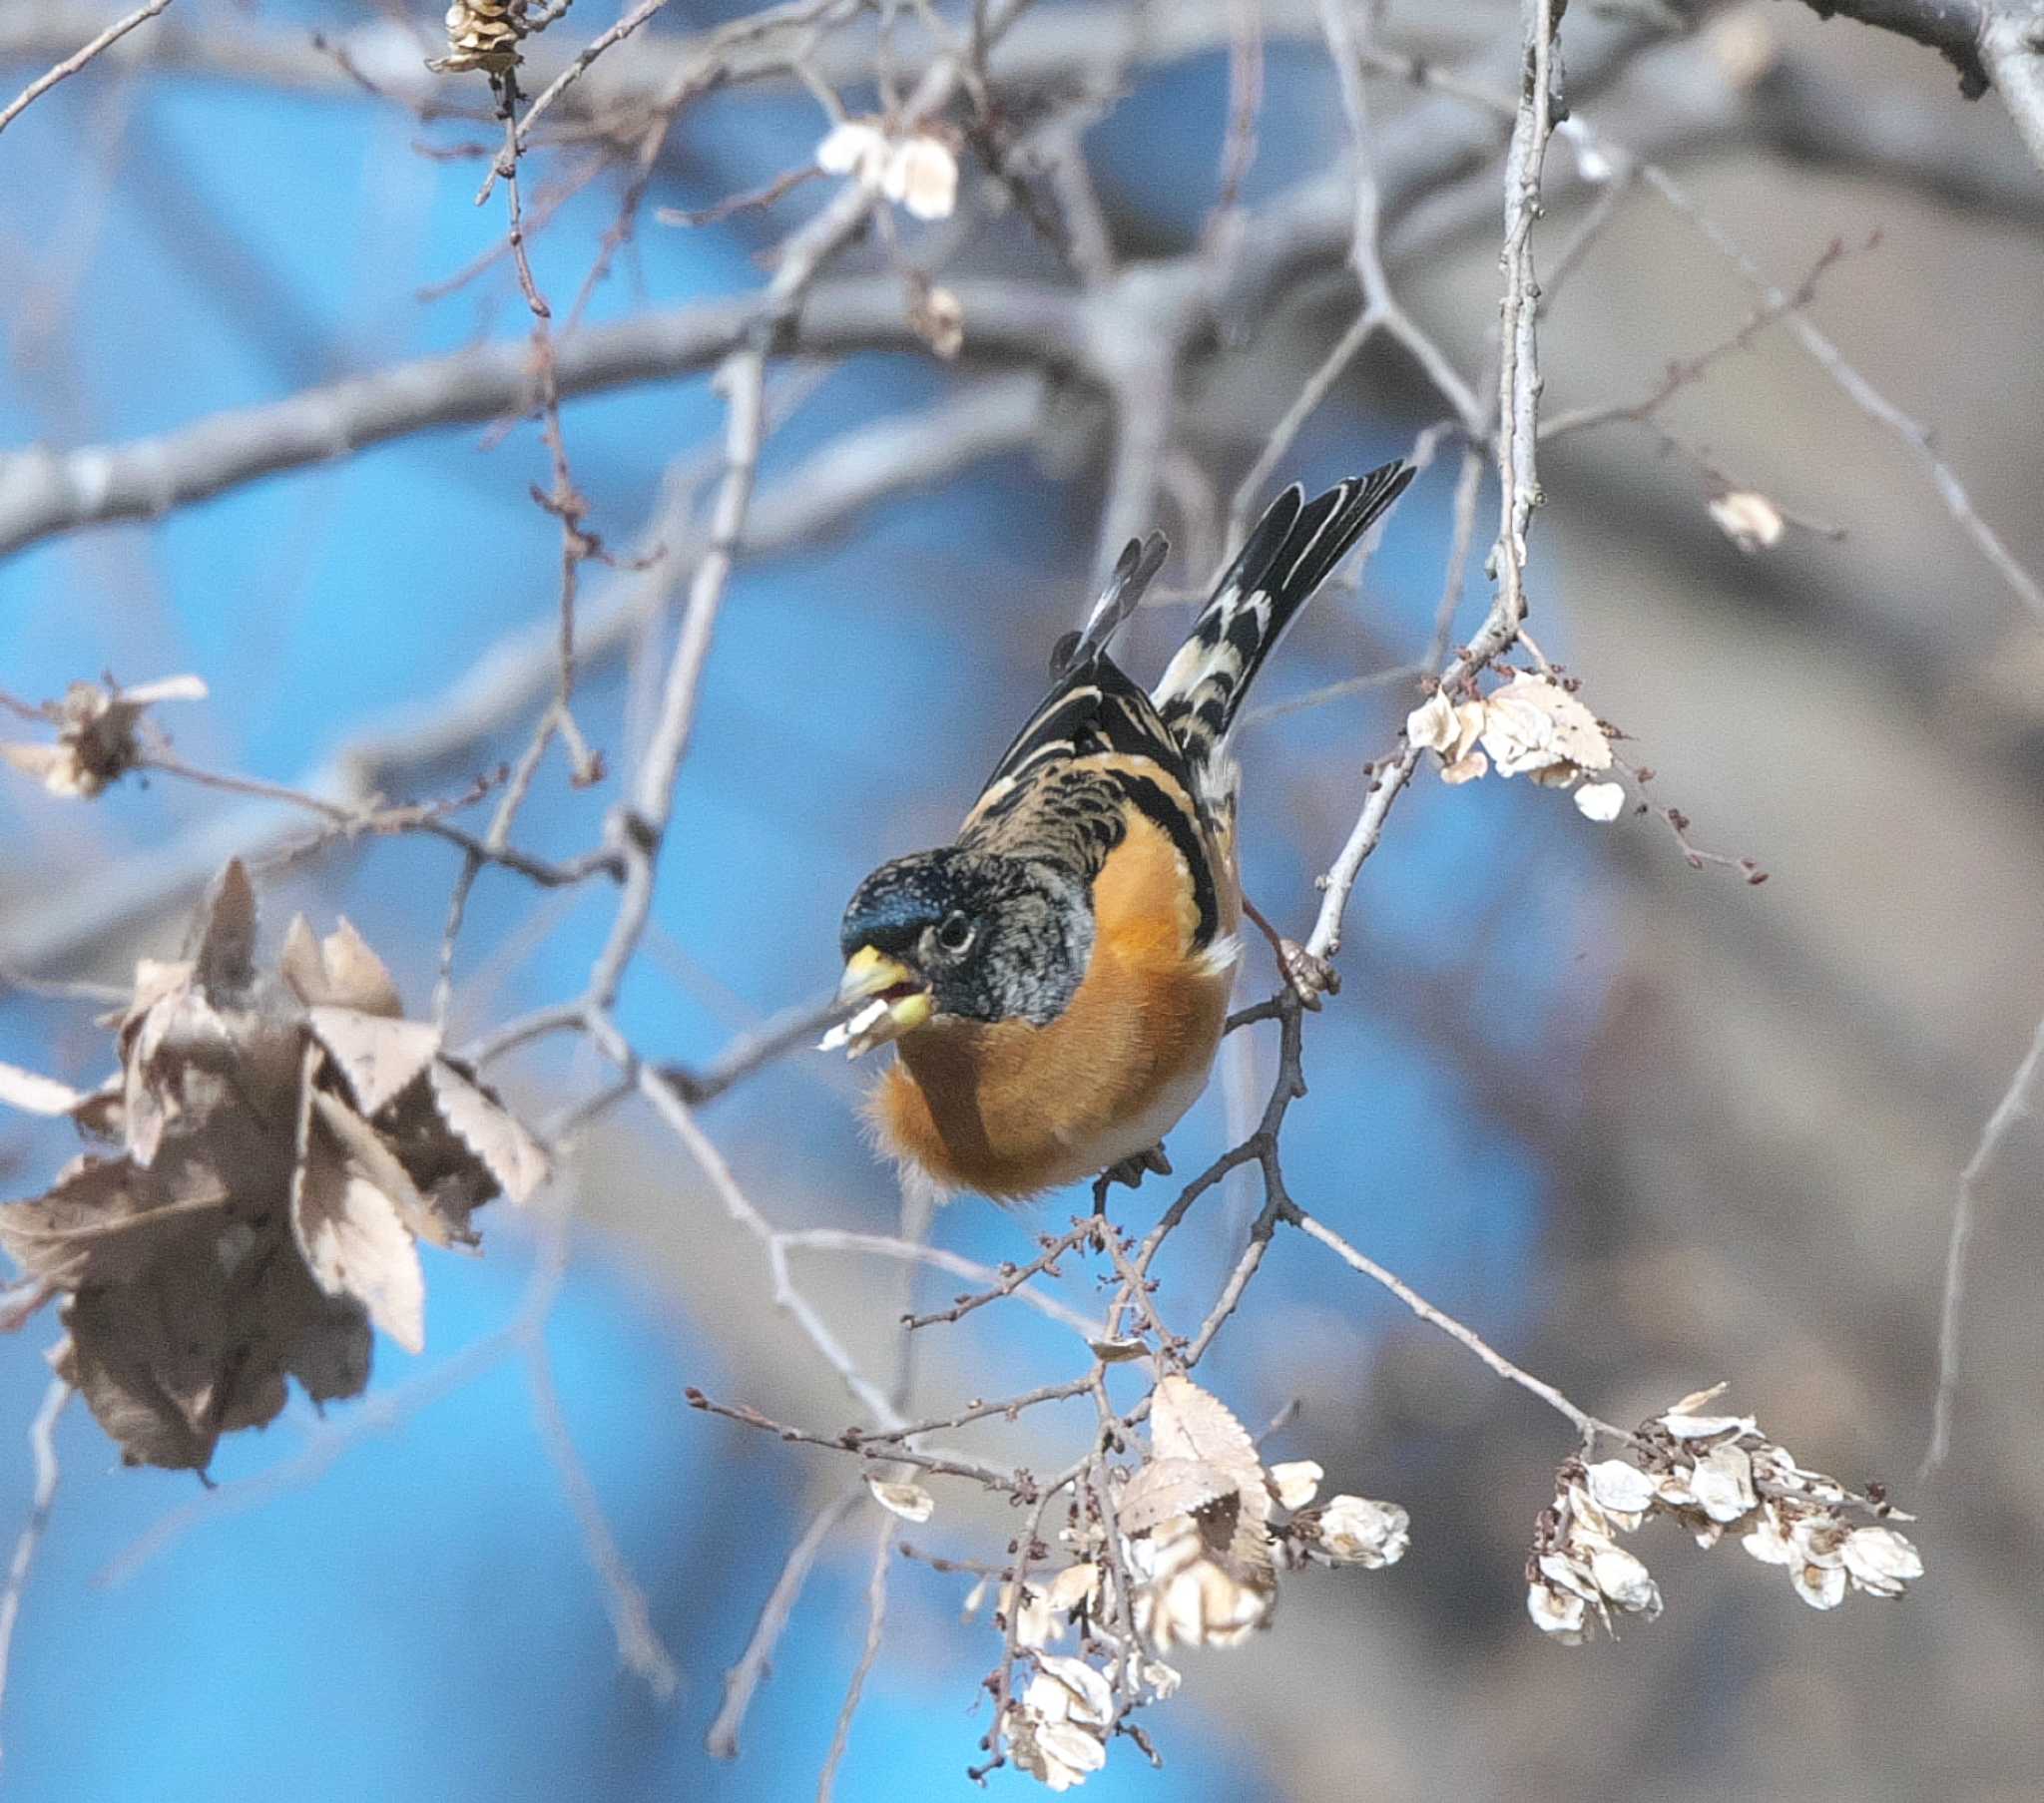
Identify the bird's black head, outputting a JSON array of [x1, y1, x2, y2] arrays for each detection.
[[835, 848, 1093, 1043]]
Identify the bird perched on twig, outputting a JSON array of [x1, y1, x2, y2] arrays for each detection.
[[827, 463, 1415, 1199]]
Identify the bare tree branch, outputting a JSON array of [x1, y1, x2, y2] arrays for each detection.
[[0, 0, 173, 137], [1921, 1010, 2044, 1477], [0, 282, 1081, 561], [1288, 1213, 1629, 1444], [0, 1369, 71, 1769], [816, 1514, 896, 1802], [1980, 3, 2044, 171], [1786, 0, 2044, 174], [706, 1488, 860, 1758], [1636, 158, 2044, 624]]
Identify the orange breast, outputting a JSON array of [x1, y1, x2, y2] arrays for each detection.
[[869, 812, 1239, 1199]]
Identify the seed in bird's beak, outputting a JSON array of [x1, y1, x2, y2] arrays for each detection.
[[819, 947, 933, 1056]]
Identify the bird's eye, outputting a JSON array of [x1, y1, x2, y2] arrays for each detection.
[[936, 911, 975, 954]]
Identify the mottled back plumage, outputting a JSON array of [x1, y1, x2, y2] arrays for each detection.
[[957, 460, 1413, 954]]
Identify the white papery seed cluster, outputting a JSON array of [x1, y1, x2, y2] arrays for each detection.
[[1527, 1386, 1923, 1641]]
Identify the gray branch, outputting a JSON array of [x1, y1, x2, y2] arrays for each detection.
[[0, 282, 1082, 560], [1792, 0, 2044, 178]]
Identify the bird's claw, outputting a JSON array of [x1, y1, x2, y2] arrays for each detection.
[[1277, 937, 1339, 1008], [1094, 1142, 1173, 1210]]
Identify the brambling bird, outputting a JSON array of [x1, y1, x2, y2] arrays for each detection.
[[829, 462, 1415, 1199]]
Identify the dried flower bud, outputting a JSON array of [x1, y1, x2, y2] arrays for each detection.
[[1839, 1525, 1923, 1598], [911, 283, 965, 360], [1405, 689, 1458, 752], [1691, 1441, 1759, 1524], [1303, 1495, 1410, 1569], [815, 121, 958, 221], [882, 134, 959, 220], [1, 675, 205, 799], [429, 0, 529, 75], [1530, 1390, 1923, 1643], [1006, 1654, 1114, 1790], [1574, 779, 1626, 822], [1412, 675, 1614, 810], [1268, 1460, 1323, 1511], [1527, 1576, 1590, 1641], [1044, 1562, 1100, 1613], [1583, 1537, 1663, 1617], [1708, 490, 1786, 554], [999, 1578, 1063, 1649], [1583, 1458, 1657, 1525], [866, 1477, 934, 1522], [815, 120, 890, 185]]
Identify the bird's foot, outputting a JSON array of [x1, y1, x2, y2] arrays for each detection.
[[1093, 1142, 1174, 1211], [1242, 892, 1339, 1008], [1276, 936, 1339, 1007]]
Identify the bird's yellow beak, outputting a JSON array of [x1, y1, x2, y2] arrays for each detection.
[[819, 946, 933, 1057]]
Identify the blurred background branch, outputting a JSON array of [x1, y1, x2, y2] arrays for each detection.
[[1, 1, 2041, 1799]]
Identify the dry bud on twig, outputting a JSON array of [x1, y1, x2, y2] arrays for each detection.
[[429, 0, 530, 76], [815, 120, 960, 221], [0, 675, 206, 799], [1708, 489, 1788, 554]]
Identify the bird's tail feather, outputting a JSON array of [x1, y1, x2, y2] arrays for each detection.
[[1152, 460, 1414, 772], [1049, 531, 1171, 679]]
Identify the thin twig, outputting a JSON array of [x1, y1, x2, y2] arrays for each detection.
[[779, 1230, 1102, 1339], [0, 0, 174, 137], [1640, 157, 2044, 626], [1921, 1010, 2044, 1478], [1289, 1211, 1630, 1443], [902, 1226, 1093, 1332], [525, 1336, 681, 1698], [707, 1489, 861, 1758], [684, 1391, 1023, 1492], [1539, 232, 1864, 440], [0, 1368, 72, 1762], [816, 1514, 896, 1801]]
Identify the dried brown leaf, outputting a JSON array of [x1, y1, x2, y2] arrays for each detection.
[[58, 1224, 369, 1470], [0, 740, 81, 796], [1150, 1376, 1266, 1519], [119, 976, 217, 1168], [110, 959, 192, 1036], [309, 1008, 441, 1119], [56, 1303, 221, 1471], [308, 1087, 474, 1251], [1118, 1458, 1239, 1538], [71, 1079, 125, 1143], [281, 915, 404, 1018], [866, 1477, 935, 1522], [427, 1060, 547, 1203], [0, 676, 205, 800], [0, 1155, 181, 1288], [1087, 1335, 1149, 1363], [292, 1102, 426, 1354], [117, 675, 208, 707], [192, 859, 257, 998]]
